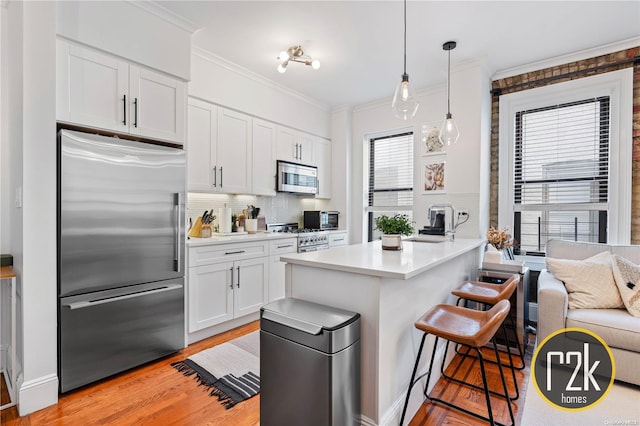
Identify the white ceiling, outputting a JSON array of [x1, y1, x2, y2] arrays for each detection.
[[156, 1, 640, 108]]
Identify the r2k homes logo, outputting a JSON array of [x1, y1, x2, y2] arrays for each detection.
[[532, 328, 615, 411]]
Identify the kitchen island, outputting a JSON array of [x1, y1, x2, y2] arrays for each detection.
[[280, 238, 485, 426]]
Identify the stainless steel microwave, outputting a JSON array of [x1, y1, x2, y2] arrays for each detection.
[[277, 160, 318, 195], [304, 210, 339, 230]]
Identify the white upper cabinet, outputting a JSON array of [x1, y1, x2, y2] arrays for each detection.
[[216, 108, 252, 194], [186, 98, 251, 194], [56, 39, 186, 144], [187, 99, 217, 192], [314, 138, 332, 199], [276, 126, 314, 165], [252, 118, 277, 196], [129, 67, 185, 143]]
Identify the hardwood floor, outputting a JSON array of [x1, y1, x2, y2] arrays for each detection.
[[0, 322, 534, 425]]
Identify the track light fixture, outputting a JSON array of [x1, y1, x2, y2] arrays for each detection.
[[277, 45, 320, 73]]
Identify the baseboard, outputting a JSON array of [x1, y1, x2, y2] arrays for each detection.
[[529, 302, 538, 323], [187, 312, 260, 345], [17, 373, 58, 416]]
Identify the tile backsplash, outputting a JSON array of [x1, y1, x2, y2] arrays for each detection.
[[187, 192, 319, 229]]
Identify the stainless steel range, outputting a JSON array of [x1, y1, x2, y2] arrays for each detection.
[[267, 223, 329, 252]]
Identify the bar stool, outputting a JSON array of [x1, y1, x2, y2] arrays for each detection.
[[443, 276, 522, 402], [399, 299, 514, 426], [452, 274, 525, 370]]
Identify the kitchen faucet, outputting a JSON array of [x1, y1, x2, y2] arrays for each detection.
[[427, 203, 456, 241]]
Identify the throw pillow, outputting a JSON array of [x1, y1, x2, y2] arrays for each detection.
[[610, 254, 640, 317], [545, 251, 624, 309]]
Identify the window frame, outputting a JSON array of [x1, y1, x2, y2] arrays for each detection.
[[498, 68, 633, 247]]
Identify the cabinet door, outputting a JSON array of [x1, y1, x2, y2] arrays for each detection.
[[217, 108, 251, 194], [233, 257, 268, 318], [296, 132, 315, 165], [188, 262, 233, 332], [252, 118, 276, 196], [56, 39, 128, 133], [187, 99, 217, 191], [276, 126, 297, 162], [129, 66, 186, 144], [314, 138, 332, 199]]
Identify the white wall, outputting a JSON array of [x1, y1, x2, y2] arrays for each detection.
[[56, 1, 192, 80], [15, 1, 58, 414], [350, 60, 491, 244], [189, 47, 331, 139]]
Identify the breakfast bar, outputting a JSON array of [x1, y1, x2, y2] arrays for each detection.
[[281, 238, 484, 426]]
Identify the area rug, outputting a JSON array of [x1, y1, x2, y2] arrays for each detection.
[[520, 377, 640, 425], [172, 331, 260, 409]]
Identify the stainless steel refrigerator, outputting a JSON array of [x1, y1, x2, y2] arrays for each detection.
[[58, 129, 186, 393]]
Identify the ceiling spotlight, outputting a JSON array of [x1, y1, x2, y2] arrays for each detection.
[[276, 45, 320, 72]]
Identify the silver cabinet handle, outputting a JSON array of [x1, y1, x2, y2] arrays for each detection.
[[295, 143, 299, 160], [225, 250, 245, 255], [334, 238, 344, 242], [299, 144, 303, 160], [236, 266, 240, 288], [174, 193, 181, 273], [277, 244, 293, 249], [212, 166, 217, 187], [220, 166, 223, 187], [229, 266, 234, 289]]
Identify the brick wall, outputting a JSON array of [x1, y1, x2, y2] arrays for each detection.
[[489, 47, 640, 243]]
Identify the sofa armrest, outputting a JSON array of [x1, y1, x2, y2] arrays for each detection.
[[537, 269, 568, 344]]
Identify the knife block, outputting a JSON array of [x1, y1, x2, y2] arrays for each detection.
[[188, 217, 203, 238]]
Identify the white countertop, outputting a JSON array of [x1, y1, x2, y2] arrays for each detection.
[[280, 238, 484, 280], [186, 232, 297, 247]]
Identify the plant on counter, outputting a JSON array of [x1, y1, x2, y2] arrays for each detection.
[[375, 214, 414, 251], [374, 214, 415, 236]]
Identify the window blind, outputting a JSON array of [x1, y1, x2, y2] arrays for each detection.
[[513, 97, 610, 252], [367, 132, 413, 210]]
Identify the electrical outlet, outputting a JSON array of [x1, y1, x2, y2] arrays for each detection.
[[458, 210, 469, 217]]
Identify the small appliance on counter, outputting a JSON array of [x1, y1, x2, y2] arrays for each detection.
[[419, 207, 445, 236], [303, 210, 339, 230]]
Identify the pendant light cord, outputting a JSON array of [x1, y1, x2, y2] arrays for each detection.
[[403, 0, 407, 75], [447, 48, 451, 114]]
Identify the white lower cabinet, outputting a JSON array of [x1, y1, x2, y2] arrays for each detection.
[[329, 231, 348, 247], [268, 238, 297, 302], [188, 242, 268, 333]]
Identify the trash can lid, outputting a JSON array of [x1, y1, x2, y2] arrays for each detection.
[[261, 298, 359, 335]]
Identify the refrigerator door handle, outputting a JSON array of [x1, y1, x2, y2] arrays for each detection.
[[62, 284, 182, 310], [174, 192, 182, 273]]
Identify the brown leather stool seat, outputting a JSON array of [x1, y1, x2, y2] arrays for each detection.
[[443, 276, 523, 403], [399, 299, 515, 426], [452, 275, 525, 371]]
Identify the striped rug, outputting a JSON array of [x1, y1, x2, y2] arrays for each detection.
[[172, 331, 260, 409]]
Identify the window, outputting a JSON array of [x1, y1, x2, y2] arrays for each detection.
[[513, 97, 609, 254], [499, 69, 633, 253], [366, 132, 413, 241]]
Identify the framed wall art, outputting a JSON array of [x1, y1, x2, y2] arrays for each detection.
[[421, 121, 444, 155], [423, 158, 446, 193]]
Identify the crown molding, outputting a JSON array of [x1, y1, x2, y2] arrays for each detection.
[[493, 36, 640, 81], [192, 45, 330, 112], [129, 1, 201, 34]]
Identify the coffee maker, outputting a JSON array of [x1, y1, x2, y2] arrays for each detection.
[[419, 207, 446, 235]]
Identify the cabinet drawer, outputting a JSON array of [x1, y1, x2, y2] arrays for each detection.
[[329, 232, 348, 247], [269, 238, 298, 255], [189, 241, 268, 267]]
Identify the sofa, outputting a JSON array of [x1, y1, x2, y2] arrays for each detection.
[[537, 239, 640, 386]]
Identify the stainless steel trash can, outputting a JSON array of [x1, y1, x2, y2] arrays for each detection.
[[260, 298, 361, 426]]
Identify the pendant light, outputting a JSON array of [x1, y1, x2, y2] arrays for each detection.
[[391, 0, 418, 120], [439, 41, 460, 145]]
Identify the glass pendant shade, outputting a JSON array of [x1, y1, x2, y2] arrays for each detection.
[[439, 112, 460, 145], [392, 74, 419, 120]]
